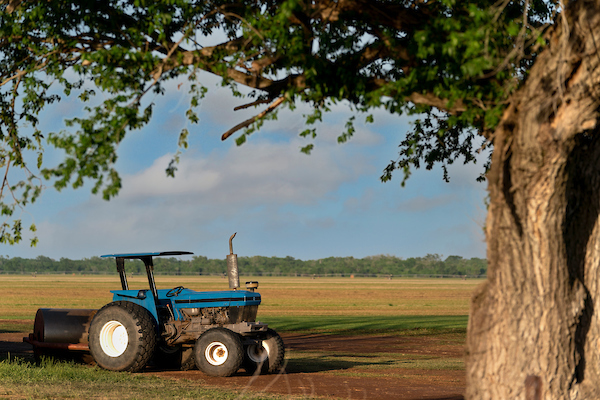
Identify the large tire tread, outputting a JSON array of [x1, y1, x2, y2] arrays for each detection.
[[264, 329, 285, 374], [89, 301, 157, 372]]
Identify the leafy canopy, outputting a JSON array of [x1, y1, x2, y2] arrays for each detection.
[[0, 0, 554, 245]]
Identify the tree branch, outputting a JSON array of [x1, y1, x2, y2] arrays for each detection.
[[407, 92, 467, 114], [233, 98, 271, 111], [221, 96, 285, 141]]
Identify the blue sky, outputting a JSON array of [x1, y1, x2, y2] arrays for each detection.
[[4, 72, 488, 261]]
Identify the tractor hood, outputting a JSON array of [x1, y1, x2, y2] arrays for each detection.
[[109, 288, 261, 308], [164, 288, 261, 308], [110, 288, 261, 323]]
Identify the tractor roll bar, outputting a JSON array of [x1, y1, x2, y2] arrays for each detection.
[[115, 257, 128, 290], [101, 251, 193, 306]]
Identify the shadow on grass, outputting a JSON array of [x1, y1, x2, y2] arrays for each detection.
[[0, 347, 92, 366], [0, 321, 32, 335], [0, 351, 35, 363], [0, 328, 27, 334], [284, 354, 396, 373]]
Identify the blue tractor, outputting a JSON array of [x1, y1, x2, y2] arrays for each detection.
[[25, 234, 284, 376]]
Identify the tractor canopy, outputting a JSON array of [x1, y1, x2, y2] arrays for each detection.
[[101, 251, 194, 258], [101, 251, 194, 296]]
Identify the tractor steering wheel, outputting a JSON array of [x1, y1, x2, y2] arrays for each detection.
[[166, 286, 184, 297]]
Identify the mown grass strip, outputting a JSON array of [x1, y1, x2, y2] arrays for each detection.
[[0, 358, 316, 400], [260, 315, 468, 335], [286, 351, 464, 375]]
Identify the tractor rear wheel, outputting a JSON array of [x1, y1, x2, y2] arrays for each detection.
[[89, 301, 157, 372], [243, 328, 285, 374], [194, 328, 243, 377]]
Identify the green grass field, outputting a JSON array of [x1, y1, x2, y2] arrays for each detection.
[[0, 275, 480, 399]]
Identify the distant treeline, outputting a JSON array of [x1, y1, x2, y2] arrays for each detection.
[[0, 254, 487, 277]]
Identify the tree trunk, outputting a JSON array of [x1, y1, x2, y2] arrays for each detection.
[[466, 1, 600, 398]]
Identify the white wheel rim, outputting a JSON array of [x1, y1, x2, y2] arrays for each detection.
[[205, 341, 229, 366], [99, 320, 128, 357], [247, 341, 270, 363]]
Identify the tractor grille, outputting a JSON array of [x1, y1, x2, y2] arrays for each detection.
[[228, 305, 258, 323]]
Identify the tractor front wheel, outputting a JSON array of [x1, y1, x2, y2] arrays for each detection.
[[194, 328, 243, 377], [89, 301, 157, 372]]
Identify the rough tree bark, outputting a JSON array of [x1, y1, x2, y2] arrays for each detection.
[[466, 0, 600, 398]]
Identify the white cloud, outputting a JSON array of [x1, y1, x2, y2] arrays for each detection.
[[343, 188, 376, 213], [25, 125, 383, 259], [120, 135, 375, 208]]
